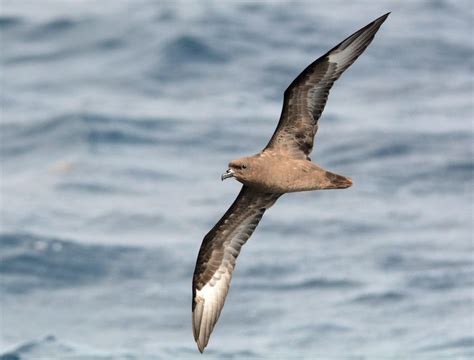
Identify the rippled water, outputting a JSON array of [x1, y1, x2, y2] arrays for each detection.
[[1, 0, 473, 358]]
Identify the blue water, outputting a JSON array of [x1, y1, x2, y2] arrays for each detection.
[[1, 0, 473, 358]]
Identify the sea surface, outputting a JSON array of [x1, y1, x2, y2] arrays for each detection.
[[0, 0, 473, 359]]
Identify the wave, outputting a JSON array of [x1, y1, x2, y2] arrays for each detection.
[[417, 336, 474, 354], [0, 15, 23, 29], [0, 111, 265, 163], [0, 233, 174, 295], [0, 113, 179, 157], [164, 35, 228, 64], [351, 291, 406, 305], [243, 277, 361, 292], [0, 335, 141, 360]]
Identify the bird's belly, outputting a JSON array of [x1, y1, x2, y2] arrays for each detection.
[[246, 162, 317, 193]]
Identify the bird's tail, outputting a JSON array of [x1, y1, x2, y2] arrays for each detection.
[[321, 170, 353, 189]]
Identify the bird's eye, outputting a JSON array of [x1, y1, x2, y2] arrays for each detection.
[[242, 165, 247, 169]]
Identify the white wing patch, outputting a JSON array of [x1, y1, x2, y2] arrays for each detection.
[[193, 270, 231, 352], [193, 214, 260, 352], [328, 18, 382, 67]]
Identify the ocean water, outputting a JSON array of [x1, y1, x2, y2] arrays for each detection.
[[0, 0, 472, 358]]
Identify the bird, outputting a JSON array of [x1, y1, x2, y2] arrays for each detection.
[[192, 13, 389, 352]]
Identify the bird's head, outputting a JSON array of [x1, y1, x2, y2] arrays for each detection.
[[221, 157, 253, 183]]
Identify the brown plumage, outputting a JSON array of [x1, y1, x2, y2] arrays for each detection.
[[192, 13, 389, 352]]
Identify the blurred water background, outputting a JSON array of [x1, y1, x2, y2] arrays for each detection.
[[0, 0, 473, 358]]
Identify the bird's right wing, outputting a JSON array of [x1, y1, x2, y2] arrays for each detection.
[[265, 13, 389, 159], [192, 186, 281, 352]]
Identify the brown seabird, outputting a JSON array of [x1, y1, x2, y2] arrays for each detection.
[[192, 13, 389, 352]]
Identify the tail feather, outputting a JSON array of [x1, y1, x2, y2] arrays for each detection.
[[323, 171, 353, 189]]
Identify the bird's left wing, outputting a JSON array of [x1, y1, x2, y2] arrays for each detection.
[[265, 13, 389, 159], [192, 185, 281, 352]]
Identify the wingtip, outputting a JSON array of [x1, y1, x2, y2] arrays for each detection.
[[195, 328, 209, 353], [197, 341, 206, 353], [192, 295, 211, 353], [377, 12, 391, 22]]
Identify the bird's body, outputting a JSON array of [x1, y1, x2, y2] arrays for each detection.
[[192, 13, 389, 352], [226, 152, 352, 193]]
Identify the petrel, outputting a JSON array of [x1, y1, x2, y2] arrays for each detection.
[[192, 13, 389, 352]]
